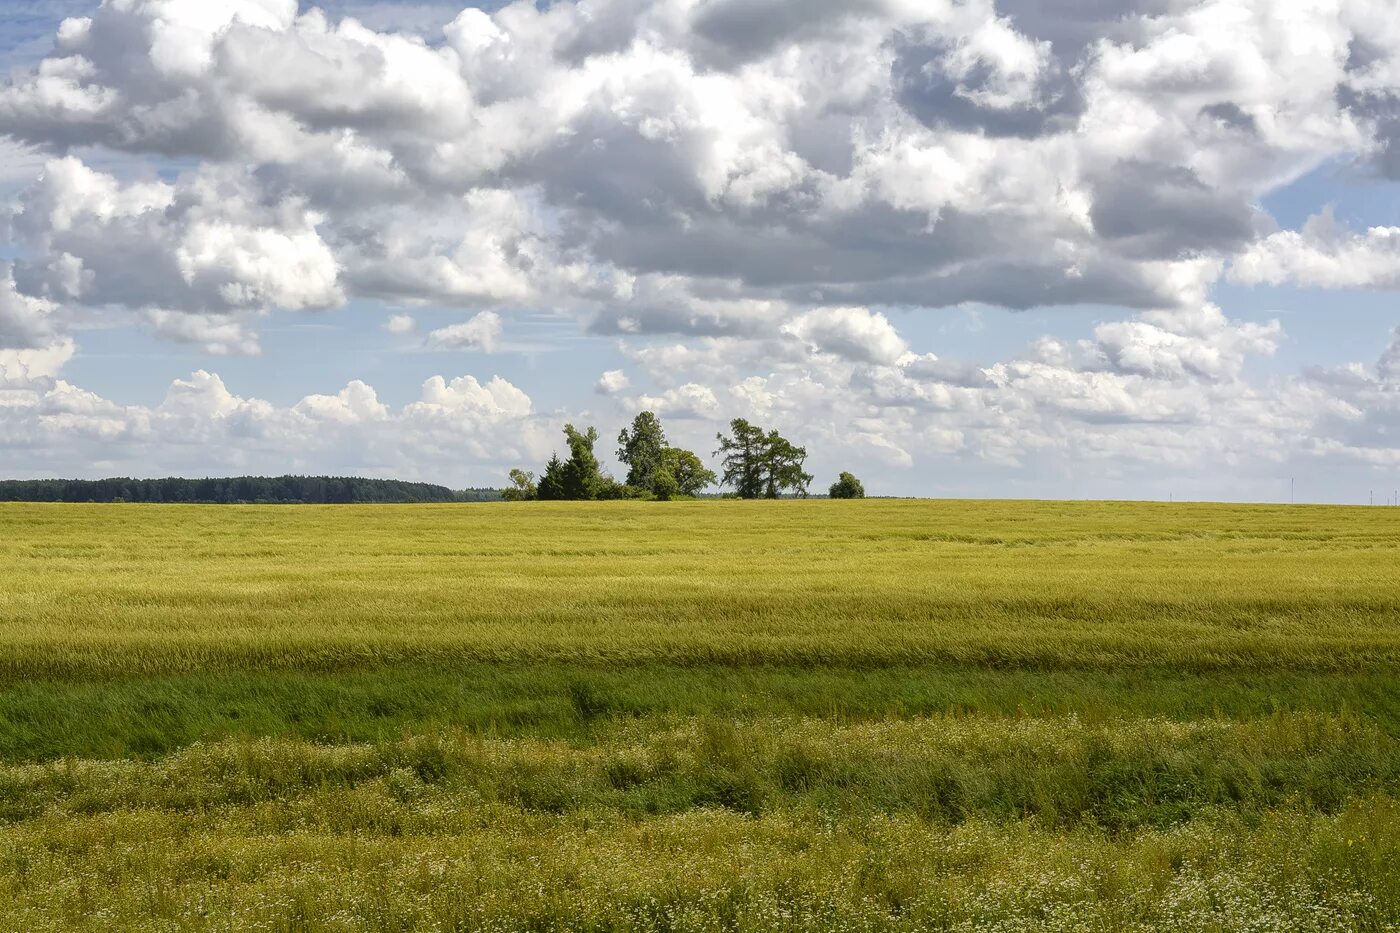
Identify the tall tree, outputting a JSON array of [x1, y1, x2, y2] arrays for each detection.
[[616, 411, 668, 489], [714, 419, 811, 499], [763, 431, 813, 499], [537, 454, 567, 500], [659, 447, 718, 497], [561, 424, 604, 500], [714, 418, 768, 499]]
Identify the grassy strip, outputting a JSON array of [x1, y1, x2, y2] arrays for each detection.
[[1, 756, 1396, 930], [5, 664, 1400, 761], [4, 716, 1398, 829]]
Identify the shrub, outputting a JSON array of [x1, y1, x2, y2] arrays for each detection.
[[828, 472, 865, 499]]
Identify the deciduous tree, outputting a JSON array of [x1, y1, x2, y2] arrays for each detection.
[[659, 447, 717, 497], [828, 472, 865, 499], [502, 468, 537, 501], [617, 411, 667, 489]]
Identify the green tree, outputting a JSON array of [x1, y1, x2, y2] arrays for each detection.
[[715, 419, 812, 499], [714, 418, 768, 499], [502, 468, 537, 502], [652, 468, 680, 501], [828, 471, 865, 499], [561, 424, 605, 500], [659, 447, 717, 497], [537, 454, 567, 500], [617, 411, 668, 489], [762, 431, 813, 499]]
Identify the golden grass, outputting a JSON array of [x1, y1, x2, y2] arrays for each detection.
[[2, 499, 1399, 930], [2, 499, 1399, 677]]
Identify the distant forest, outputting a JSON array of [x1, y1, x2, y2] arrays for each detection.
[[0, 477, 504, 504]]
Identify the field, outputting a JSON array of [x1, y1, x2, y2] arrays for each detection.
[[1, 499, 1399, 931]]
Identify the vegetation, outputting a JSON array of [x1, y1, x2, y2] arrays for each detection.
[[829, 470, 866, 498], [502, 468, 536, 502], [0, 475, 487, 503], [715, 418, 813, 498], [617, 411, 668, 489], [514, 412, 716, 500], [2, 499, 1399, 929]]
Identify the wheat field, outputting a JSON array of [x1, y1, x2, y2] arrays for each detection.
[[1, 500, 1398, 930]]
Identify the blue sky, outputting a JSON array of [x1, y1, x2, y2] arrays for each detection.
[[1, 0, 1399, 500]]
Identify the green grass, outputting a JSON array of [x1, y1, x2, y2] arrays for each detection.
[[1, 499, 1398, 930], [6, 665, 1400, 761]]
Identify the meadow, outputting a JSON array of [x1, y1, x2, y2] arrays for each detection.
[[1, 499, 1398, 930]]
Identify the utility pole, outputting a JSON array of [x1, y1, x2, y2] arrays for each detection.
[[1290, 477, 1294, 505]]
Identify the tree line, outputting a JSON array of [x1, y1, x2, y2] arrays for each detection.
[[505, 413, 866, 500], [0, 476, 485, 504]]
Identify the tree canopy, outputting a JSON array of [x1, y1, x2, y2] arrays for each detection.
[[508, 413, 833, 503], [561, 424, 605, 500], [829, 472, 866, 499], [509, 413, 718, 501], [0, 476, 476, 504], [714, 419, 813, 499], [660, 447, 717, 497], [616, 412, 667, 489]]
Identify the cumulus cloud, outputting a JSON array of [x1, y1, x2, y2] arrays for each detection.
[[0, 268, 59, 349], [0, 0, 1382, 327], [636, 383, 721, 419], [295, 380, 389, 423], [8, 158, 343, 313], [784, 306, 908, 365], [144, 310, 262, 356], [621, 299, 1301, 482], [595, 369, 631, 395], [0, 0, 1399, 493], [425, 311, 504, 352], [892, 14, 1084, 138], [0, 339, 75, 388], [1230, 210, 1400, 289], [0, 366, 549, 483]]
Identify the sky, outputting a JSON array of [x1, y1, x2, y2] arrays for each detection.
[[0, 0, 1398, 501]]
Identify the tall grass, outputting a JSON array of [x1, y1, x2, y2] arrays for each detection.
[[4, 790, 1397, 931], [2, 500, 1398, 930], [2, 500, 1400, 677]]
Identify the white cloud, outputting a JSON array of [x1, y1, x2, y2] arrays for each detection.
[[425, 311, 504, 353], [0, 268, 59, 349], [636, 382, 720, 419], [784, 306, 909, 365], [144, 310, 262, 356], [0, 0, 1398, 493], [595, 369, 631, 395], [9, 158, 343, 314], [1230, 210, 1400, 289], [0, 367, 548, 484], [0, 338, 74, 388], [295, 380, 389, 423], [0, 0, 1380, 325]]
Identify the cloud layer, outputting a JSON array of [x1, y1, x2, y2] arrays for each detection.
[[0, 0, 1398, 493]]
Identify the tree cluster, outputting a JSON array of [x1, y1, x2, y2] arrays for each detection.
[[504, 412, 717, 501], [505, 413, 864, 502], [714, 419, 814, 499], [0, 476, 468, 504]]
